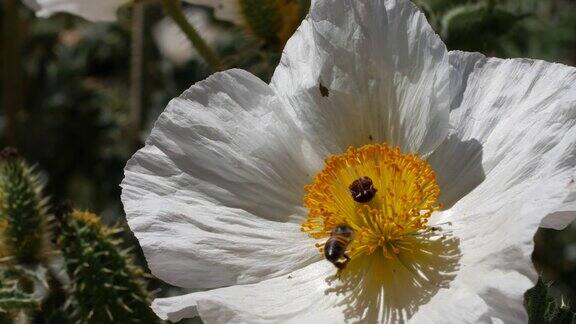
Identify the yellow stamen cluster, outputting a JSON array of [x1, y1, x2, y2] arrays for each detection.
[[301, 144, 440, 259]]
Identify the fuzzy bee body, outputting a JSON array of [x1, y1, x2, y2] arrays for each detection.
[[324, 224, 354, 273]]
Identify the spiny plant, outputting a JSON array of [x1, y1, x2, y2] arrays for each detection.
[[0, 148, 159, 322], [0, 147, 53, 322], [0, 269, 39, 323], [0, 147, 51, 264], [57, 209, 159, 323]]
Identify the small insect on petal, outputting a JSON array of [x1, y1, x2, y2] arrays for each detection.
[[319, 82, 329, 97]]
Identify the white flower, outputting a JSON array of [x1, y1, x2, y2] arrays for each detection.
[[153, 8, 232, 66], [121, 0, 576, 322], [22, 0, 241, 23]]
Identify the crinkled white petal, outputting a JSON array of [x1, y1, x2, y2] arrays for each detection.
[[153, 8, 232, 66], [271, 0, 451, 157], [429, 53, 576, 322], [427, 51, 487, 208], [152, 254, 491, 323], [122, 69, 324, 289], [428, 133, 485, 209], [184, 0, 244, 25], [151, 262, 338, 323], [23, 0, 126, 22], [148, 228, 524, 323], [436, 53, 576, 228]]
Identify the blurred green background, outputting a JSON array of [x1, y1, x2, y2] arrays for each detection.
[[0, 0, 575, 322]]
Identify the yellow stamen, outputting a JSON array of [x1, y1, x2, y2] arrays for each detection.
[[301, 144, 441, 263]]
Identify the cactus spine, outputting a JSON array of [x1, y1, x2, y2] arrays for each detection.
[[0, 148, 50, 264], [58, 210, 158, 323]]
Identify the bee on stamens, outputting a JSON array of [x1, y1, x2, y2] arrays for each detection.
[[324, 224, 354, 277]]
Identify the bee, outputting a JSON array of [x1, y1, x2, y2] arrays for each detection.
[[324, 224, 354, 275]]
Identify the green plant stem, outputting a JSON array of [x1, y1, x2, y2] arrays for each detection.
[[161, 0, 224, 71]]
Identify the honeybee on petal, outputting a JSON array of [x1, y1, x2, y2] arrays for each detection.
[[324, 224, 354, 276]]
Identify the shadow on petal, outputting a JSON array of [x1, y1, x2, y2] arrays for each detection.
[[324, 232, 461, 323], [428, 135, 485, 209]]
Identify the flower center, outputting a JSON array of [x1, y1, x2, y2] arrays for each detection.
[[301, 144, 441, 268]]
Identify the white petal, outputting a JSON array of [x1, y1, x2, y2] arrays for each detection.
[[426, 207, 537, 324], [122, 69, 323, 289], [23, 0, 126, 22], [446, 50, 485, 111], [271, 0, 451, 156], [428, 134, 486, 209], [184, 0, 244, 25], [152, 238, 488, 323], [153, 8, 232, 66], [411, 266, 531, 323], [151, 262, 339, 323], [431, 53, 576, 321], [541, 210, 576, 230], [442, 54, 576, 228], [427, 51, 487, 208]]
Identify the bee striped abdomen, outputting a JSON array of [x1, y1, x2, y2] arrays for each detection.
[[324, 224, 354, 271], [324, 236, 348, 259]]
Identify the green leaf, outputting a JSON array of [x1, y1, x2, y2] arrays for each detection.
[[525, 278, 576, 324]]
